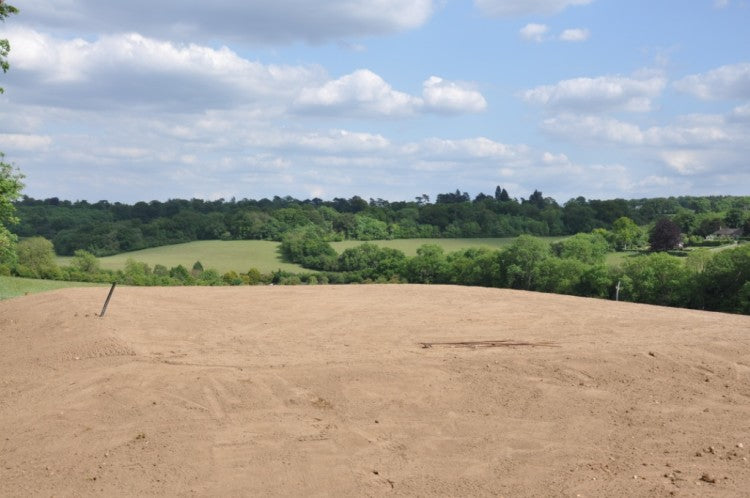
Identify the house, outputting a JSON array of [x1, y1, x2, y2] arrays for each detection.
[[707, 227, 743, 239]]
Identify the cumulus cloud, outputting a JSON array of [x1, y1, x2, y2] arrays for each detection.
[[295, 129, 391, 153], [521, 25, 589, 43], [422, 76, 487, 113], [520, 23, 549, 42], [412, 137, 529, 160], [20, 0, 435, 44], [559, 28, 590, 42], [673, 62, 750, 100], [295, 71, 487, 117], [475, 0, 593, 17], [541, 113, 737, 148], [542, 115, 644, 144], [5, 28, 325, 111], [539, 109, 750, 181], [295, 69, 421, 117], [522, 72, 667, 112]]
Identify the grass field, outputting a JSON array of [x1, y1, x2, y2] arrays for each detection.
[[57, 240, 308, 274], [0, 276, 104, 300], [53, 238, 741, 274], [56, 238, 567, 273], [603, 242, 743, 267]]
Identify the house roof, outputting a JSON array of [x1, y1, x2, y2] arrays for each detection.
[[712, 227, 743, 237]]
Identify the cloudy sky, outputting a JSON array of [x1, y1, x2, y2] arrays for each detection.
[[0, 0, 748, 203]]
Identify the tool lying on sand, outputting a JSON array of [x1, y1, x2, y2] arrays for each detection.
[[419, 340, 558, 349]]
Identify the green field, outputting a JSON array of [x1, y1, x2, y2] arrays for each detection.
[[56, 238, 568, 273], [41, 238, 750, 278], [54, 237, 740, 275], [56, 240, 308, 274], [0, 276, 104, 300]]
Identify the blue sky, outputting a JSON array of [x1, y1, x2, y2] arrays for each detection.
[[0, 0, 748, 203]]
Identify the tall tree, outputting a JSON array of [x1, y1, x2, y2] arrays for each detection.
[[649, 218, 682, 252], [0, 3, 23, 269], [612, 216, 643, 250], [0, 1, 18, 94], [494, 186, 510, 202]]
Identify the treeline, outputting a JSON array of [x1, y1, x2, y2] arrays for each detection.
[[7, 234, 749, 315], [12, 190, 750, 256]]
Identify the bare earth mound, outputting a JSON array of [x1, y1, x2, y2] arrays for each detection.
[[1, 285, 749, 497]]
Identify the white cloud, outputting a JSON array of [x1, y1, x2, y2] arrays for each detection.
[[541, 113, 738, 148], [660, 151, 707, 174], [295, 69, 421, 117], [21, 0, 436, 44], [559, 28, 590, 42], [5, 28, 325, 111], [542, 115, 644, 144], [522, 73, 667, 112], [520, 23, 549, 42], [415, 137, 529, 160], [730, 103, 750, 123], [422, 76, 487, 113], [295, 129, 391, 153], [0, 133, 53, 151], [674, 62, 750, 100], [295, 71, 487, 117], [714, 0, 730, 8], [475, 0, 593, 17], [539, 109, 750, 183]]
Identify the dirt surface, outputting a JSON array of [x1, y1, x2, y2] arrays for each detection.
[[1, 285, 750, 497]]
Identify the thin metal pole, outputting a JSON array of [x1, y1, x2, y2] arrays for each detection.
[[99, 282, 117, 317]]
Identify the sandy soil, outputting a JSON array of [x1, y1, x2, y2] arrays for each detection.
[[1, 284, 750, 497]]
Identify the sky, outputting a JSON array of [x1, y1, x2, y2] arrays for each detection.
[[0, 0, 749, 204]]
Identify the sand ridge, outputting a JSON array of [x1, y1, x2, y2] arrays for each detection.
[[1, 284, 750, 496]]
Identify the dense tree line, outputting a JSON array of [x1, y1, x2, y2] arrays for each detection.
[[10, 231, 749, 315], [10, 191, 750, 256]]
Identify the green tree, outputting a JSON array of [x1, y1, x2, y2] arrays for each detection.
[[551, 232, 609, 264], [695, 216, 722, 237], [191, 260, 204, 277], [0, 154, 24, 267], [279, 225, 338, 270], [169, 264, 193, 283], [338, 242, 406, 280], [446, 247, 501, 287], [700, 245, 750, 313], [621, 253, 692, 307], [499, 235, 550, 289], [671, 210, 697, 234], [724, 208, 744, 229], [16, 236, 60, 279], [562, 198, 597, 234], [534, 257, 588, 295], [611, 216, 643, 251], [353, 215, 389, 240], [0, 2, 18, 267], [1, 1, 19, 94], [406, 244, 450, 284], [244, 267, 263, 285], [71, 249, 100, 274], [123, 258, 152, 285]]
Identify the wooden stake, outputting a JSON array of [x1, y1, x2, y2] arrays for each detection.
[[99, 282, 117, 317]]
